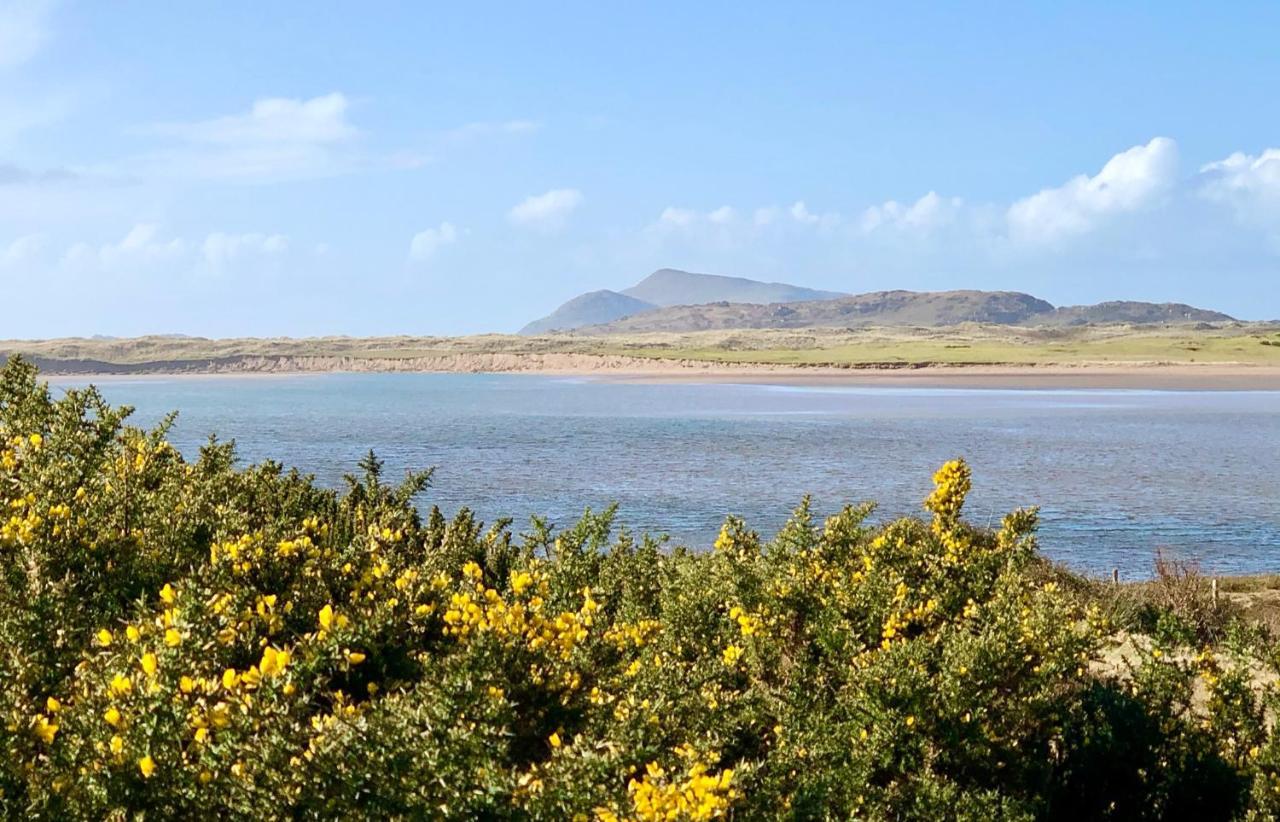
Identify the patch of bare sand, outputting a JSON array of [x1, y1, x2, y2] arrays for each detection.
[[1093, 630, 1280, 722], [26, 351, 1280, 390]]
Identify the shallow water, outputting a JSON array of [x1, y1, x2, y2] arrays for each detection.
[[49, 373, 1280, 578]]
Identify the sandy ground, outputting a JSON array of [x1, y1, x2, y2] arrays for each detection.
[[24, 351, 1280, 391]]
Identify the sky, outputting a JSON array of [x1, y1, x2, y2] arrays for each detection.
[[1, 0, 1278, 338]]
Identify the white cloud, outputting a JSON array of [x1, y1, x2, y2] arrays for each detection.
[[707, 205, 736, 225], [0, 0, 52, 70], [0, 233, 44, 266], [656, 207, 699, 228], [147, 93, 355, 145], [408, 221, 458, 262], [789, 201, 841, 228], [203, 231, 288, 267], [753, 207, 779, 226], [134, 93, 359, 183], [508, 188, 582, 231], [54, 225, 299, 274], [64, 223, 187, 268], [1199, 148, 1280, 234], [790, 201, 819, 224], [860, 191, 963, 233], [651, 205, 739, 230], [1006, 136, 1178, 244]]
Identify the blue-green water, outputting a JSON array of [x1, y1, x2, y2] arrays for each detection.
[[48, 373, 1280, 577]]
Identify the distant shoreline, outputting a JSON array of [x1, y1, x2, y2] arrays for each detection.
[[28, 356, 1280, 391], [7, 323, 1280, 390]]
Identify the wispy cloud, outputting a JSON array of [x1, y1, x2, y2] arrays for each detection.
[[442, 119, 541, 143], [0, 162, 76, 185], [0, 233, 45, 267], [0, 0, 53, 71], [145, 93, 357, 146], [131, 93, 361, 183], [508, 188, 582, 231]]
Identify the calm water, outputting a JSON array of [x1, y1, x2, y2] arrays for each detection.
[[48, 373, 1280, 578]]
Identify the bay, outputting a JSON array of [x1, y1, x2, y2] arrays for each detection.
[[49, 373, 1280, 578]]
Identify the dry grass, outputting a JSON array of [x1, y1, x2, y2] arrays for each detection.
[[3, 322, 1279, 373]]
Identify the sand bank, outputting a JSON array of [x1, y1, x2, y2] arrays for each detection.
[[21, 351, 1280, 391]]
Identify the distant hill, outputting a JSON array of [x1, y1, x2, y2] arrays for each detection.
[[620, 268, 845, 307], [520, 268, 1236, 335], [521, 269, 844, 334], [1039, 301, 1234, 326], [519, 290, 656, 335], [580, 290, 1235, 334], [587, 290, 1056, 333]]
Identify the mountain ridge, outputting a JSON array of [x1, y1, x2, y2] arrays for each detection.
[[520, 269, 1235, 335], [582, 291, 1232, 334], [521, 268, 844, 334]]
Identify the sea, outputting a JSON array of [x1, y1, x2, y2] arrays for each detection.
[[47, 373, 1280, 578]]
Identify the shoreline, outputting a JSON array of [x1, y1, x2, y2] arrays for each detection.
[[30, 357, 1280, 391]]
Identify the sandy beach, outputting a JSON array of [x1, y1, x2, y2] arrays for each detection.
[[25, 351, 1280, 391]]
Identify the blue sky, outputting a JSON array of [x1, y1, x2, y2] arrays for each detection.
[[1, 1, 1278, 337]]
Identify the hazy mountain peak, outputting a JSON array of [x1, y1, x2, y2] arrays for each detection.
[[620, 268, 845, 307], [518, 290, 656, 335], [520, 269, 845, 334]]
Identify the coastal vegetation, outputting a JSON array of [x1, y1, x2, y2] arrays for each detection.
[[3, 355, 1280, 819], [3, 322, 1280, 376]]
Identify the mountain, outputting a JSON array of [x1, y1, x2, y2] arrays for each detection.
[[619, 268, 845, 307], [1038, 301, 1234, 326], [579, 290, 1235, 334], [520, 269, 1236, 335], [585, 290, 1056, 333], [518, 290, 657, 335], [521, 269, 844, 334]]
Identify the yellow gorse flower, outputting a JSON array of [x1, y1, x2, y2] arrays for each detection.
[[31, 715, 58, 744], [259, 645, 291, 677]]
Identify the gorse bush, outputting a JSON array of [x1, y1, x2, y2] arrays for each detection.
[[1, 355, 1278, 820]]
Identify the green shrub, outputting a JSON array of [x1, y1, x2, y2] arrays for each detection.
[[0, 356, 1273, 820]]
